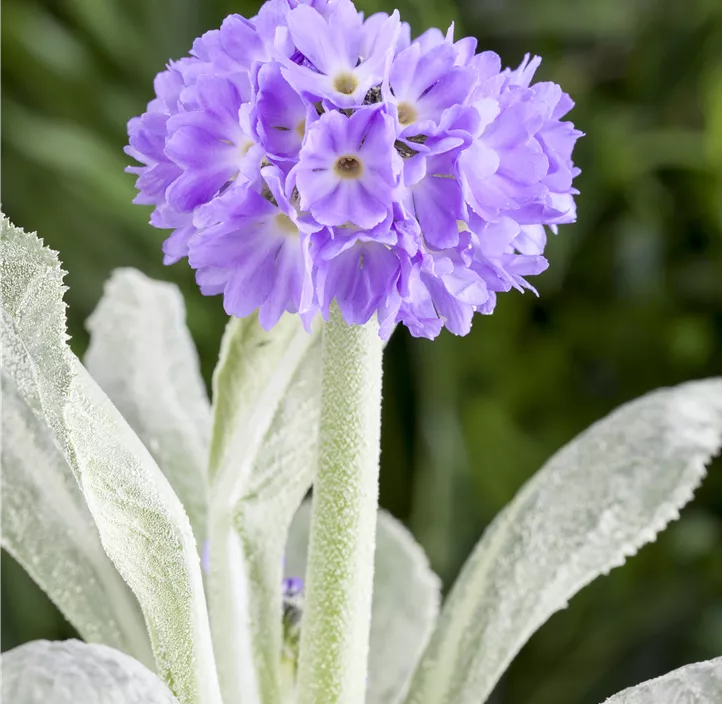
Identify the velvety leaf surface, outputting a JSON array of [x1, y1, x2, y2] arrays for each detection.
[[206, 315, 320, 704], [1, 215, 221, 704], [65, 360, 222, 704], [207, 315, 315, 485], [404, 379, 722, 704], [602, 657, 722, 703], [85, 268, 210, 543], [0, 217, 152, 667], [1, 640, 180, 704], [0, 215, 71, 448]]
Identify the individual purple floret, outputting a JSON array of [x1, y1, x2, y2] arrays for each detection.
[[126, 0, 582, 339], [282, 575, 304, 664], [292, 106, 401, 229], [283, 576, 304, 597]]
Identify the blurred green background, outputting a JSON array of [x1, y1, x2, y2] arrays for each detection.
[[2, 0, 722, 701]]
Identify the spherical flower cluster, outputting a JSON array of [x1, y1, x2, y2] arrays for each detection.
[[126, 0, 582, 339]]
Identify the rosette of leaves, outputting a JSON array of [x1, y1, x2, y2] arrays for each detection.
[[2, 213, 722, 704]]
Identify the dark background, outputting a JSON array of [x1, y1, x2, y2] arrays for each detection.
[[3, 0, 722, 702]]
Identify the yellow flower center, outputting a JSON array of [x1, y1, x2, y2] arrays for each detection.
[[397, 101, 418, 126], [334, 156, 363, 179], [333, 72, 358, 95], [275, 213, 298, 235]]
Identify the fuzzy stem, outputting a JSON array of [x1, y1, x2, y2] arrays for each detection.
[[296, 306, 383, 704]]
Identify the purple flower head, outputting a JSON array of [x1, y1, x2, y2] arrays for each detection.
[[127, 0, 582, 339]]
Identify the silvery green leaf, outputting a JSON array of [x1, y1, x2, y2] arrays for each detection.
[[239, 340, 323, 696], [206, 315, 319, 704], [1, 640, 180, 704], [0, 215, 71, 444], [1, 216, 221, 704], [286, 502, 441, 704], [0, 216, 152, 667], [207, 315, 315, 485], [404, 379, 722, 704], [85, 268, 210, 543], [1, 373, 153, 667], [66, 359, 222, 704], [601, 657, 722, 703]]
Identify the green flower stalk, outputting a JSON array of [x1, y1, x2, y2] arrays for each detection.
[[297, 305, 384, 704]]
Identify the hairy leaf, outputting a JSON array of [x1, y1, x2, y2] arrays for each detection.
[[286, 502, 441, 704], [1, 640, 179, 704], [602, 657, 722, 703], [206, 315, 320, 704], [0, 215, 71, 447], [0, 217, 152, 667], [1, 215, 221, 704], [85, 268, 210, 543], [1, 373, 153, 665], [404, 379, 722, 704], [66, 360, 222, 704], [207, 315, 315, 485]]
